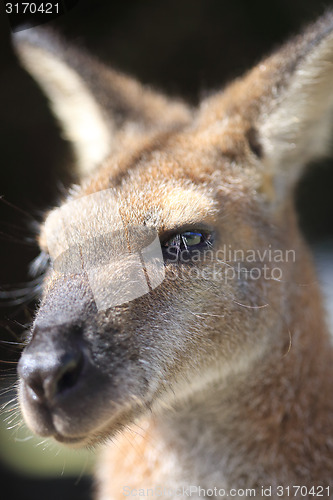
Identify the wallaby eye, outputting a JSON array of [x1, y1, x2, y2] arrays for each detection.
[[161, 230, 213, 262], [29, 250, 52, 277]]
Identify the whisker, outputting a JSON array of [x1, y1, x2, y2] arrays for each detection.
[[1, 397, 19, 411], [74, 454, 90, 485], [190, 311, 225, 318], [0, 230, 37, 246], [0, 196, 40, 223], [14, 435, 34, 443], [231, 300, 269, 309], [0, 339, 24, 346]]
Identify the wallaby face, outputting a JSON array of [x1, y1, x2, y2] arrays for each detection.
[[13, 12, 333, 496], [20, 126, 287, 446]]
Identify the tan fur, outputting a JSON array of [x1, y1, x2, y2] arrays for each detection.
[[14, 12, 333, 500]]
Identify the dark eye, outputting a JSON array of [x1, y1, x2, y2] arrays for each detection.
[[29, 250, 52, 277], [161, 230, 213, 262]]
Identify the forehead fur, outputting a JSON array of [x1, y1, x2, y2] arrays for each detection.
[[81, 123, 260, 194], [39, 129, 260, 253], [76, 138, 259, 227]]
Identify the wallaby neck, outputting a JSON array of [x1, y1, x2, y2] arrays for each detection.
[[153, 286, 333, 491], [97, 279, 332, 499]]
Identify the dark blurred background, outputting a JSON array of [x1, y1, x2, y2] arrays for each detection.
[[1, 0, 333, 499]]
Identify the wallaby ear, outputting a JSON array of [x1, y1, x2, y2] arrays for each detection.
[[208, 12, 333, 202], [255, 12, 333, 199], [13, 28, 190, 177]]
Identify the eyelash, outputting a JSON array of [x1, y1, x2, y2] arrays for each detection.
[[161, 230, 213, 262]]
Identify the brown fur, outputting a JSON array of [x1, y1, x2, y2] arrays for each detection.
[[13, 12, 333, 499]]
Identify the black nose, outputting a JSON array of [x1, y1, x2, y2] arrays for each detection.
[[18, 341, 84, 404]]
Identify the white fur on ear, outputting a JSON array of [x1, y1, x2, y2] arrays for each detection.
[[13, 29, 191, 180], [14, 30, 113, 177], [259, 16, 333, 197]]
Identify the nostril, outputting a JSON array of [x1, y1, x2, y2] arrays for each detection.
[[19, 349, 85, 403], [24, 371, 45, 401], [55, 352, 84, 396]]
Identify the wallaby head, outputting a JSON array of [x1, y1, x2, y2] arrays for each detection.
[[13, 12, 333, 496]]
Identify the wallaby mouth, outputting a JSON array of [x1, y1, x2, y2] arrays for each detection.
[[17, 321, 118, 444], [18, 327, 89, 439], [17, 294, 152, 446]]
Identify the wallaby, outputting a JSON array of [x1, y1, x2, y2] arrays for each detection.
[[12, 11, 333, 500]]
